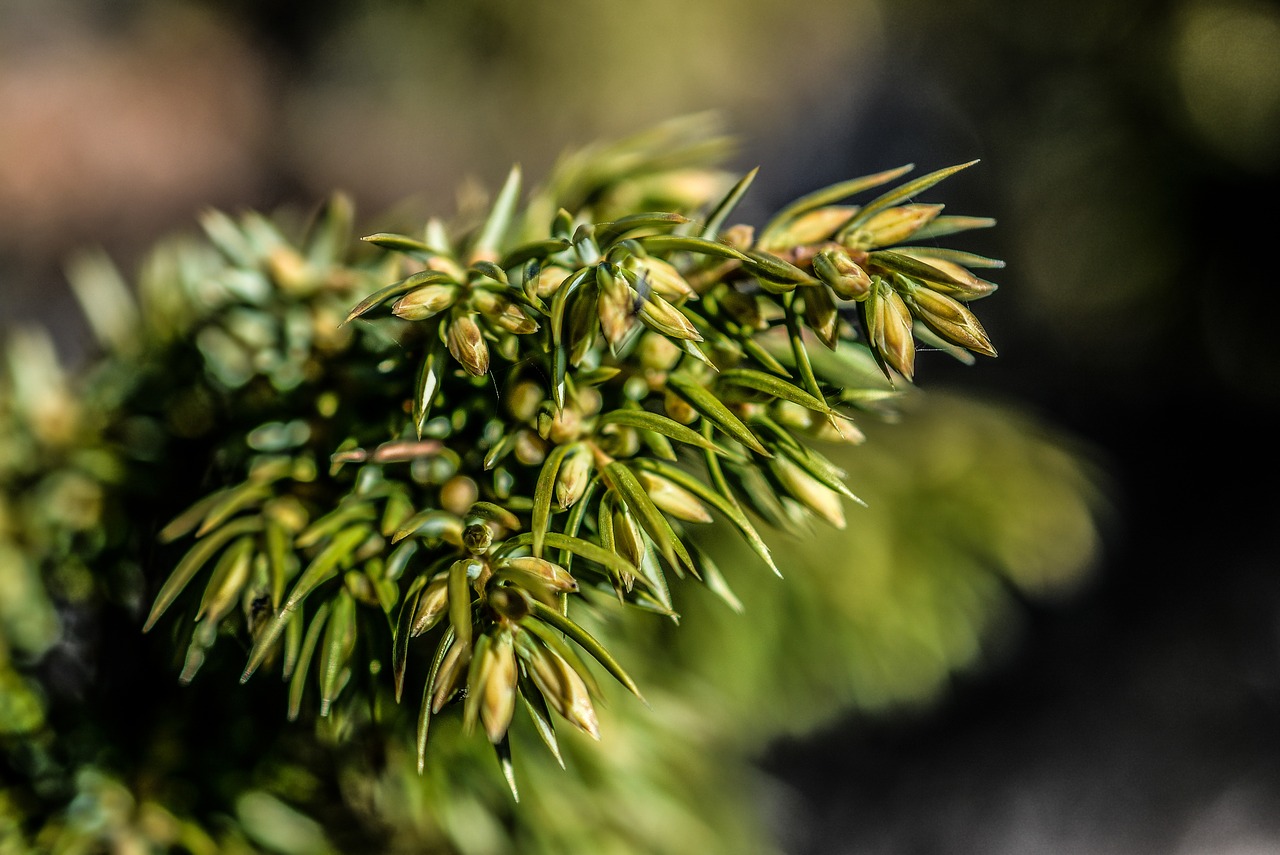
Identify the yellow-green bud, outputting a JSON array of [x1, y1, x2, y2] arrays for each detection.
[[635, 332, 681, 374], [533, 265, 571, 299], [525, 643, 599, 740], [897, 252, 999, 300], [555, 444, 592, 510], [431, 640, 470, 713], [392, 283, 458, 321], [906, 285, 997, 357], [843, 204, 943, 251], [612, 505, 646, 571], [411, 576, 450, 637], [446, 314, 490, 376], [771, 453, 846, 529], [802, 284, 839, 349], [596, 264, 638, 349], [638, 471, 712, 523], [638, 293, 702, 342], [765, 205, 855, 250], [471, 289, 539, 334], [480, 632, 518, 743], [502, 556, 578, 594], [813, 249, 872, 300], [622, 255, 696, 302]]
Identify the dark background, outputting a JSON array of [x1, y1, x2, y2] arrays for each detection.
[[3, 1, 1278, 851]]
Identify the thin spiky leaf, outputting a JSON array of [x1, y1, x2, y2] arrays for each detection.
[[144, 517, 263, 632], [666, 372, 769, 456]]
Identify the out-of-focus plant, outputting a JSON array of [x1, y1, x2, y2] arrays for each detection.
[[0, 117, 1104, 853]]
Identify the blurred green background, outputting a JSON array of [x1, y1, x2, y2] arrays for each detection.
[[2, 0, 1279, 852]]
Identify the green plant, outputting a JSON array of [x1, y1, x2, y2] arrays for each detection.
[[0, 117, 1101, 854]]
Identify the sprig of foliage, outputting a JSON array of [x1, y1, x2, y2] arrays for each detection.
[[126, 122, 1003, 797]]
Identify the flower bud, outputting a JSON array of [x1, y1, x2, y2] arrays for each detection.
[[463, 522, 493, 555], [507, 380, 544, 423], [771, 453, 846, 529], [813, 249, 872, 300], [906, 286, 997, 357], [801, 284, 839, 349], [525, 642, 599, 739], [471, 289, 539, 334], [767, 205, 855, 249], [411, 575, 450, 637], [480, 632, 518, 743], [431, 640, 470, 713], [392, 283, 458, 320], [719, 223, 755, 250], [596, 264, 638, 349], [622, 255, 695, 301], [446, 314, 490, 376], [896, 253, 999, 300], [501, 556, 578, 594], [513, 428, 547, 466], [638, 471, 712, 523], [878, 285, 916, 381], [843, 204, 943, 251], [555, 443, 592, 510], [638, 293, 702, 342], [612, 505, 646, 571]]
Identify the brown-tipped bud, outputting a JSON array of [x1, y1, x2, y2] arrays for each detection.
[[801, 284, 840, 350], [771, 453, 846, 529], [525, 643, 599, 740], [906, 286, 998, 357], [897, 253, 999, 300], [480, 632, 518, 743], [844, 204, 944, 251], [411, 576, 450, 637], [612, 505, 646, 571], [554, 444, 592, 510], [447, 314, 490, 376], [596, 264, 638, 349], [431, 640, 471, 713], [813, 249, 872, 300], [622, 255, 696, 302], [878, 285, 917, 381], [470, 289, 539, 335], [638, 472, 712, 523], [392, 283, 458, 321], [664, 388, 698, 425], [502, 556, 578, 594], [638, 293, 702, 342], [463, 522, 493, 555]]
